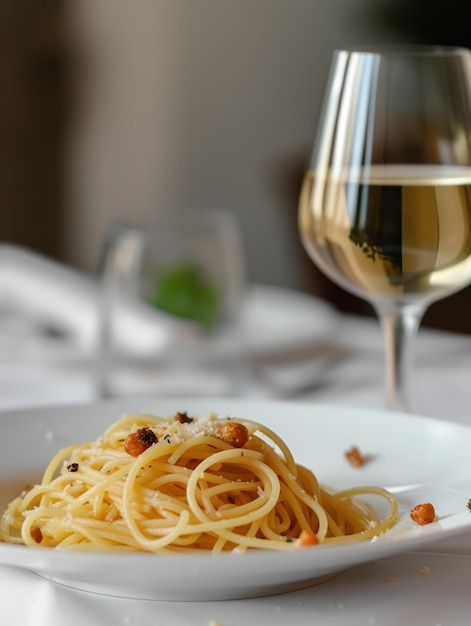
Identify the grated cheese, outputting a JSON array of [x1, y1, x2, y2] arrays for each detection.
[[152, 413, 240, 444]]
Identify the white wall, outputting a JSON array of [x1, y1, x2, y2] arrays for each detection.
[[64, 0, 385, 289]]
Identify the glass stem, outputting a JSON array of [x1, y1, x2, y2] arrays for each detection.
[[374, 304, 425, 413]]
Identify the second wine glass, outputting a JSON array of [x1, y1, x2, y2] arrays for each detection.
[[299, 46, 471, 412]]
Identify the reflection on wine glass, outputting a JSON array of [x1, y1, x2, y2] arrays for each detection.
[[299, 46, 471, 412]]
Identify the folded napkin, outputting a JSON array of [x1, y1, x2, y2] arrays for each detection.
[[0, 244, 201, 355]]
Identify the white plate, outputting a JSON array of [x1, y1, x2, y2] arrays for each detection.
[[1, 398, 470, 602], [242, 284, 337, 357]]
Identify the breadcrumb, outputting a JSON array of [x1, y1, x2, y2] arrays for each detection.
[[344, 445, 368, 467], [297, 529, 319, 547], [410, 503, 436, 525]]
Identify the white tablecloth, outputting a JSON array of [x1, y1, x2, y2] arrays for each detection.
[[2, 306, 471, 626]]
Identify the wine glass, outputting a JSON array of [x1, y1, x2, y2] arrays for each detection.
[[97, 208, 248, 399], [299, 46, 471, 412]]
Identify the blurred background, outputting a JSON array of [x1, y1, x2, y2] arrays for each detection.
[[2, 0, 471, 331]]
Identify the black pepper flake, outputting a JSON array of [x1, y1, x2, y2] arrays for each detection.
[[67, 462, 79, 472], [163, 433, 172, 444], [176, 411, 193, 424], [137, 427, 158, 445]]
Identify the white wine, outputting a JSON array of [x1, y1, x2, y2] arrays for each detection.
[[299, 165, 471, 305]]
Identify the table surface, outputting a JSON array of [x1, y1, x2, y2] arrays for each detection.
[[2, 293, 471, 626]]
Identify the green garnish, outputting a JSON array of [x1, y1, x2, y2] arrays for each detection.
[[148, 262, 220, 330]]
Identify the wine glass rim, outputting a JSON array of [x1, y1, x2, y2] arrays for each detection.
[[335, 44, 470, 58]]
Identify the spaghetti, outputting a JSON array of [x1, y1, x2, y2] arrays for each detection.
[[0, 411, 398, 552]]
